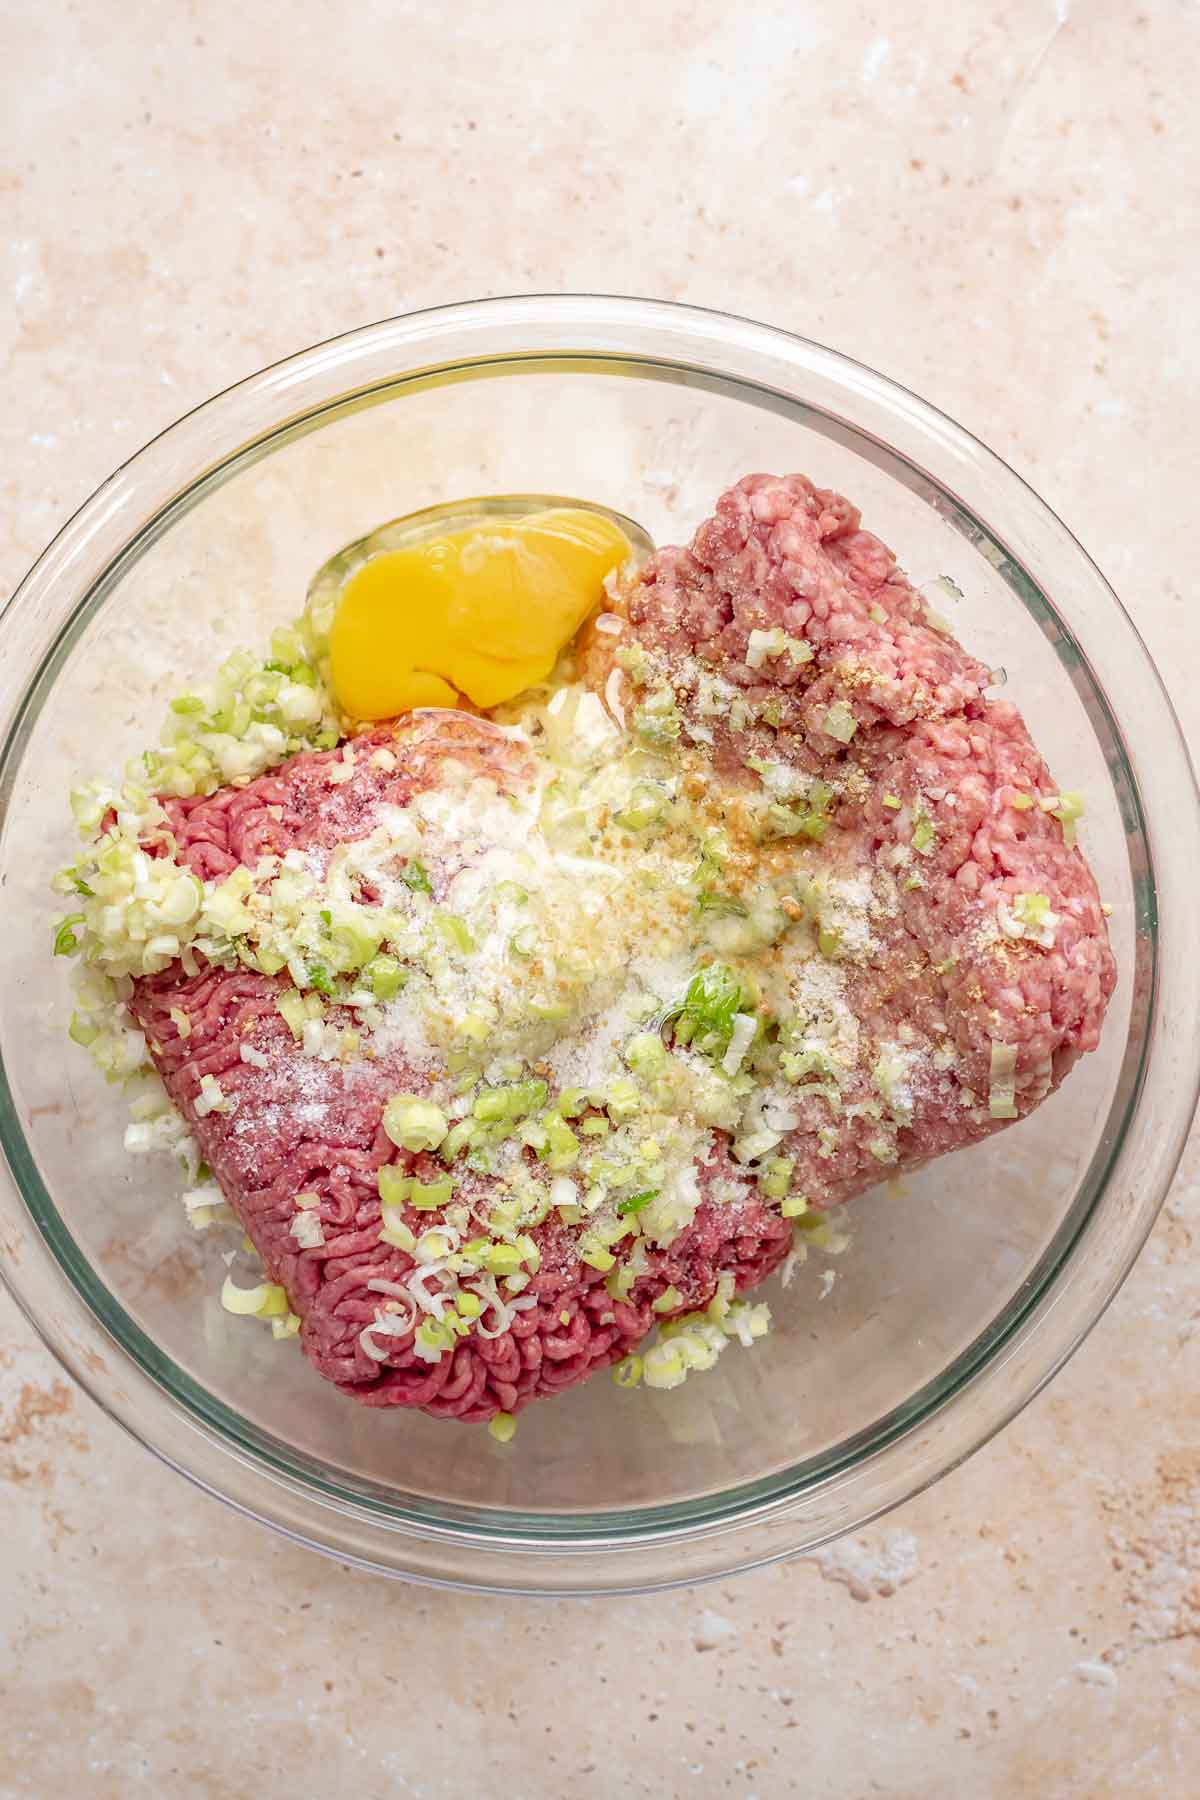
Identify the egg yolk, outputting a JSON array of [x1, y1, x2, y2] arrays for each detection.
[[328, 508, 633, 721]]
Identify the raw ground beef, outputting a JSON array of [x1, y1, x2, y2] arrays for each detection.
[[129, 474, 1115, 1424]]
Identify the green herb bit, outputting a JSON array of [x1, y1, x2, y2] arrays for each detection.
[[696, 890, 749, 917], [307, 963, 334, 996], [616, 1190, 657, 1217], [400, 860, 433, 895], [682, 961, 747, 1048]]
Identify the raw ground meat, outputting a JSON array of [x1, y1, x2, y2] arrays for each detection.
[[129, 474, 1115, 1424]]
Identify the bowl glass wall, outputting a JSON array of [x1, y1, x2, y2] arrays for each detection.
[[1, 297, 1195, 1592]]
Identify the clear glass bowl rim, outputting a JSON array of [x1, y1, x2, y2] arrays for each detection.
[[1, 293, 1197, 1595]]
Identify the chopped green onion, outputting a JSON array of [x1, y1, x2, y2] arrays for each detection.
[[220, 1274, 288, 1318], [434, 912, 474, 954], [364, 954, 407, 1001], [415, 1319, 448, 1357], [488, 1412, 517, 1444], [382, 1095, 448, 1153], [625, 1033, 668, 1077], [508, 924, 539, 959], [696, 889, 750, 916], [615, 642, 652, 682], [527, 996, 570, 1022], [379, 1204, 416, 1252], [632, 685, 681, 745], [220, 1275, 270, 1316], [410, 1176, 454, 1211], [822, 701, 858, 744], [515, 1232, 541, 1271], [988, 1041, 1019, 1119], [276, 991, 308, 1040], [616, 1190, 657, 1217], [611, 1355, 643, 1388], [642, 1341, 688, 1390], [68, 1012, 99, 1047], [721, 1012, 757, 1077], [746, 627, 786, 669], [604, 1077, 641, 1122], [473, 1079, 547, 1124], [400, 860, 433, 895], [760, 1157, 795, 1200], [766, 802, 830, 842], [1044, 791, 1084, 846], [307, 963, 334, 996], [52, 914, 85, 957], [439, 1119, 479, 1162], [606, 1264, 635, 1301], [541, 1113, 579, 1171], [614, 784, 668, 831]]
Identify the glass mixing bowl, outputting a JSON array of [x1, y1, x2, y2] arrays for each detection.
[[2, 296, 1197, 1595]]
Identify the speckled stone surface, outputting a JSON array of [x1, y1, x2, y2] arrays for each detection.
[[2, 3, 1198, 1794]]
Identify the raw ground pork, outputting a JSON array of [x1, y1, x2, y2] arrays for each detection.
[[130, 474, 1115, 1423]]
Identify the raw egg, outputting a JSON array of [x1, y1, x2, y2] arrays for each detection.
[[311, 501, 646, 722]]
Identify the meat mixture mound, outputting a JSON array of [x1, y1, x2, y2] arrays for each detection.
[[123, 473, 1113, 1424]]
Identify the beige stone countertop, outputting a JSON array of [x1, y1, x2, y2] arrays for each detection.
[[2, 3, 1198, 1795]]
